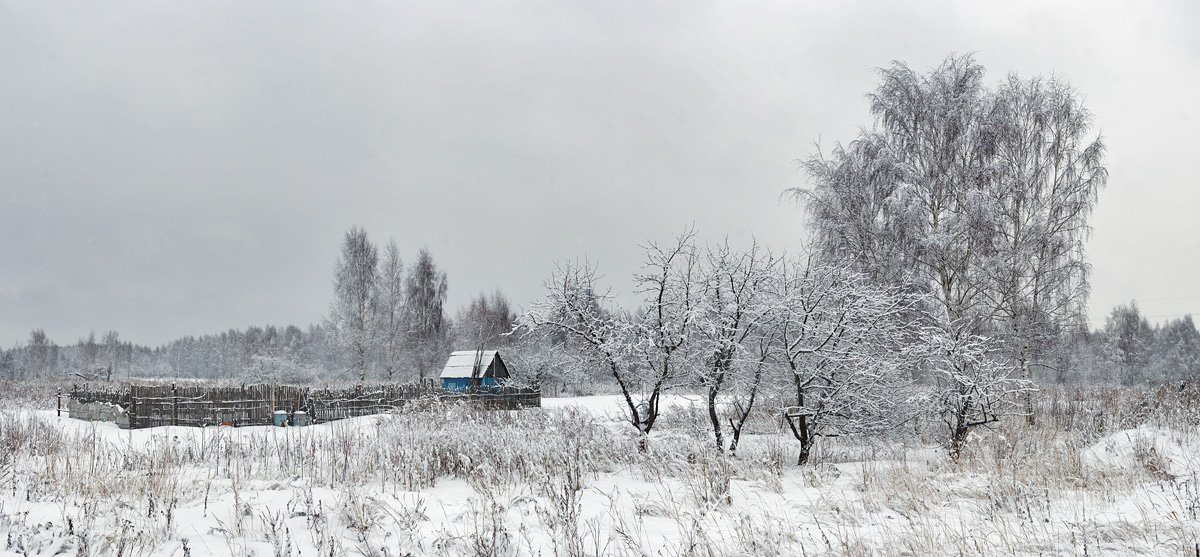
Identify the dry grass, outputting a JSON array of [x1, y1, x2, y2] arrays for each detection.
[[0, 383, 1198, 555]]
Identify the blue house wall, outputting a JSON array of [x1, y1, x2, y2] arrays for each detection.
[[442, 377, 497, 392]]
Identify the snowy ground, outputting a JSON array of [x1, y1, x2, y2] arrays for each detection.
[[1, 392, 1199, 556]]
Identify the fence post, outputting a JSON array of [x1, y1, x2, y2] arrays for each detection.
[[172, 383, 178, 426], [128, 386, 135, 429], [57, 388, 61, 417]]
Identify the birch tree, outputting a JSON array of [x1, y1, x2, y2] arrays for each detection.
[[789, 54, 1104, 453], [406, 247, 449, 381], [102, 330, 120, 381], [986, 74, 1107, 418], [329, 226, 379, 382], [377, 240, 406, 380], [25, 329, 57, 379]]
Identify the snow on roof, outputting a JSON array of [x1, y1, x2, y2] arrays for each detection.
[[439, 350, 499, 379]]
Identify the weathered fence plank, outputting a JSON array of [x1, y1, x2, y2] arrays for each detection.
[[69, 380, 540, 429]]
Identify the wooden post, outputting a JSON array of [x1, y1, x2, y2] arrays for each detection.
[[172, 384, 178, 426], [128, 386, 135, 429], [57, 388, 61, 417]]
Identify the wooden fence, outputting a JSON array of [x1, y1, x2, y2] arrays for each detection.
[[68, 381, 541, 429]]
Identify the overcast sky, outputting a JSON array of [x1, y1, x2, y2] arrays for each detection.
[[2, 1, 1197, 347]]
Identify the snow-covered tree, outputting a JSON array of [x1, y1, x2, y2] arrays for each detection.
[[245, 354, 321, 384], [328, 226, 380, 382], [525, 232, 704, 449], [921, 326, 1033, 459], [0, 348, 14, 379], [522, 260, 647, 434], [377, 240, 406, 380], [503, 321, 587, 394], [1102, 300, 1155, 385], [455, 290, 518, 349], [986, 73, 1106, 417], [102, 330, 121, 381], [692, 238, 778, 453], [774, 257, 918, 464], [406, 247, 449, 381], [1152, 315, 1200, 382], [628, 230, 703, 443], [25, 329, 57, 379], [788, 54, 1105, 449], [76, 331, 99, 379]]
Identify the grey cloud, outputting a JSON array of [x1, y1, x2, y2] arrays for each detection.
[[1, 0, 1196, 345]]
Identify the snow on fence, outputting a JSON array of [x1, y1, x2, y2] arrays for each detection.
[[67, 381, 540, 429]]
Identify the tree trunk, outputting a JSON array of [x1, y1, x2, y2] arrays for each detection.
[[728, 358, 766, 455], [707, 382, 724, 453], [797, 429, 814, 466], [949, 400, 971, 461], [1021, 354, 1035, 425], [787, 373, 815, 465], [728, 420, 742, 454]]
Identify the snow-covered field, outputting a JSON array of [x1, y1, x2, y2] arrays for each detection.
[[2, 390, 1199, 556]]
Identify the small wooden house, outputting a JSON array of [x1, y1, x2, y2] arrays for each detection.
[[440, 350, 510, 392]]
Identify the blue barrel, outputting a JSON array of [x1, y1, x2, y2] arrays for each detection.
[[293, 411, 309, 426], [274, 410, 288, 427]]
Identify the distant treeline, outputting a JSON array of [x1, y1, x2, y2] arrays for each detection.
[[1055, 301, 1200, 385], [0, 228, 536, 386], [0, 300, 1197, 391], [0, 318, 536, 385], [2, 255, 1198, 393]]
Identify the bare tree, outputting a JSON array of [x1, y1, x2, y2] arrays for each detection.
[[987, 74, 1107, 420], [77, 331, 100, 379], [329, 226, 379, 382], [522, 260, 648, 437], [692, 238, 777, 453], [26, 329, 57, 379], [525, 233, 701, 450], [502, 324, 583, 394], [788, 54, 1104, 454], [406, 247, 449, 381], [774, 257, 917, 465], [722, 323, 777, 455], [455, 290, 517, 349], [921, 326, 1033, 459], [102, 330, 120, 381], [628, 230, 702, 445], [377, 240, 406, 380]]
